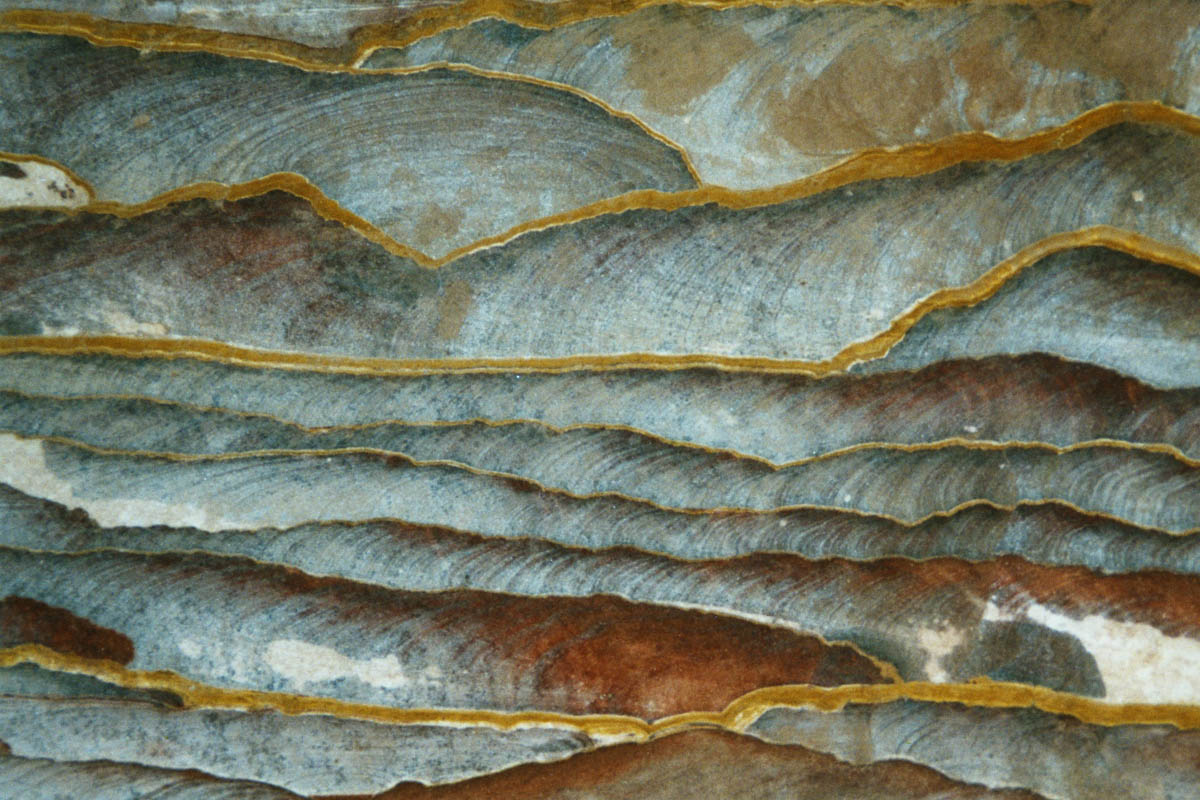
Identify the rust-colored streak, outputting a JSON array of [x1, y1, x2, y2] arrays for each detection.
[[0, 9, 363, 68], [0, 545, 892, 719], [461, 593, 891, 717], [4, 101, 1197, 270], [0, 595, 133, 665]]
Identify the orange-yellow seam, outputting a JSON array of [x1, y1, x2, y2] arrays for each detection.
[[1, 645, 1194, 733]]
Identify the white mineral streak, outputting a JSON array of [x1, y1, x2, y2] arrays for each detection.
[[265, 639, 443, 691], [99, 309, 170, 337], [0, 433, 230, 529], [916, 625, 966, 683], [0, 160, 90, 209]]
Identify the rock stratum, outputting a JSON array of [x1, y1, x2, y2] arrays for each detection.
[[1, 2, 1199, 798]]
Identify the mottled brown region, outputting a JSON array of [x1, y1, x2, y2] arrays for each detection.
[[0, 595, 133, 665], [830, 354, 1200, 454], [0, 193, 318, 299], [0, 162, 26, 180], [715, 553, 1200, 641], [341, 730, 1044, 800], [511, 594, 888, 716], [895, 556, 1200, 639]]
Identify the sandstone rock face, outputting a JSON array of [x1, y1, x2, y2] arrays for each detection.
[[1, 2, 1199, 797]]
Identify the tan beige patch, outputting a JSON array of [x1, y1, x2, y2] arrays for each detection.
[[768, 47, 956, 154], [612, 6, 755, 115], [410, 202, 465, 252], [951, 27, 1031, 131], [1014, 0, 1197, 101], [436, 279, 474, 339]]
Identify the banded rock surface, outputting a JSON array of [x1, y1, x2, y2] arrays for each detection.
[[10, 481, 1200, 578], [0, 546, 892, 717], [1, 3, 1198, 798]]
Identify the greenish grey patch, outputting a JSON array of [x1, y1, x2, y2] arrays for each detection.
[[320, 244, 439, 305], [479, 19, 547, 49], [0, 664, 183, 707], [962, 620, 1105, 697], [0, 313, 42, 336]]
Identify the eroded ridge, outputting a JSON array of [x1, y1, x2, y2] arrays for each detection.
[[4, 422, 1197, 533], [0, 2, 1094, 70], [747, 701, 1200, 800], [2, 123, 1200, 372], [8, 636, 1200, 794], [8, 3, 1196, 208], [11, 479, 1200, 580], [3, 420, 1200, 542], [2, 378, 1197, 471], [0, 33, 696, 259], [7, 643, 1200, 796], [5, 100, 1198, 271]]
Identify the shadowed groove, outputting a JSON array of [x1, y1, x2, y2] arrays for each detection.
[[3, 430, 1196, 534], [1, 352, 1196, 467]]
